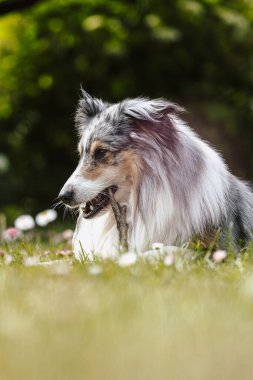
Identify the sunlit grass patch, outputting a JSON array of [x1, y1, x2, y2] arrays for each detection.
[[0, 237, 253, 380]]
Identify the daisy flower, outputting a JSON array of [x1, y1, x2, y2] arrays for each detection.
[[62, 229, 74, 240], [88, 265, 103, 275], [212, 250, 227, 263], [35, 209, 57, 227], [164, 253, 174, 266], [14, 215, 35, 231], [117, 252, 137, 267], [2, 227, 22, 241]]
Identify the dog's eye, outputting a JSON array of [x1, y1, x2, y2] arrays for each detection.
[[93, 148, 107, 161]]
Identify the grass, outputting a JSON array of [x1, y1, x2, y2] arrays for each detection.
[[1, 237, 253, 380]]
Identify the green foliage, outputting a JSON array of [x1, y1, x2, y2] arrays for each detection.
[[0, 0, 253, 211]]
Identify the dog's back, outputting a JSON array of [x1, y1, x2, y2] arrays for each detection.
[[224, 176, 253, 247]]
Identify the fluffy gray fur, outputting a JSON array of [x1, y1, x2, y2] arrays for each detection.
[[62, 91, 253, 256]]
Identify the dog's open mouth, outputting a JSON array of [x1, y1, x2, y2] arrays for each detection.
[[81, 185, 117, 219]]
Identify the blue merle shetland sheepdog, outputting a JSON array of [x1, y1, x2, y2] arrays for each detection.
[[59, 90, 253, 259]]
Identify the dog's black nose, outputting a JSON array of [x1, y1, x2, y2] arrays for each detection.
[[59, 190, 73, 205]]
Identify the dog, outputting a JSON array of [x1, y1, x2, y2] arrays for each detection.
[[59, 90, 253, 259]]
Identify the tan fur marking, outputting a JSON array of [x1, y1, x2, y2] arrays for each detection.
[[90, 140, 115, 165], [90, 140, 109, 156], [82, 140, 112, 179], [117, 150, 144, 183], [82, 165, 103, 180]]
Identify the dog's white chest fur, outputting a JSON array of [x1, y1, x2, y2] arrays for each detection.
[[72, 206, 154, 260], [73, 211, 120, 260]]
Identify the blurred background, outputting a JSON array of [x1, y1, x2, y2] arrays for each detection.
[[0, 0, 253, 222]]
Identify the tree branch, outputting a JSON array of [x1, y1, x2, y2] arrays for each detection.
[[108, 188, 129, 253]]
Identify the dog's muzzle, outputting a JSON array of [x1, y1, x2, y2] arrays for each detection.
[[58, 185, 118, 217]]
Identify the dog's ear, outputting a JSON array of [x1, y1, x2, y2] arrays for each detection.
[[75, 90, 107, 132], [123, 98, 184, 123]]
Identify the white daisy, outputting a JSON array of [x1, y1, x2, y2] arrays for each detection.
[[35, 209, 57, 227], [164, 253, 174, 266], [117, 252, 137, 267], [14, 215, 35, 231], [88, 265, 103, 275], [62, 229, 74, 240], [212, 250, 227, 263]]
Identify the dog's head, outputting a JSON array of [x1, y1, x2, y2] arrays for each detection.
[[59, 90, 182, 218]]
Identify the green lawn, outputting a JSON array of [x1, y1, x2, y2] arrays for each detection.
[[0, 240, 253, 380]]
